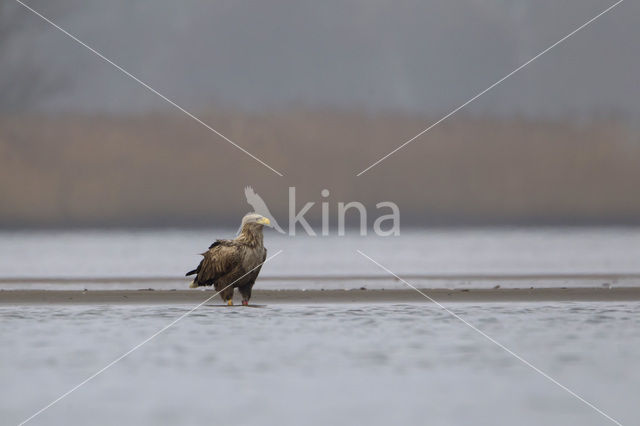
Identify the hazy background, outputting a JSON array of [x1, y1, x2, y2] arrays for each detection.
[[1, 0, 638, 228]]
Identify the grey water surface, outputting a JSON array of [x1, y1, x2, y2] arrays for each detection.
[[1, 302, 639, 425], [1, 228, 640, 289]]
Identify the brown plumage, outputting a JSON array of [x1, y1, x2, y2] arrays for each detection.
[[186, 213, 270, 305]]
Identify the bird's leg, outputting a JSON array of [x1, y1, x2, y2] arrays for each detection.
[[239, 284, 252, 307], [219, 285, 234, 306]]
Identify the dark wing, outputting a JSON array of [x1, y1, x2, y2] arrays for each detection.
[[186, 240, 228, 276], [186, 240, 242, 287]]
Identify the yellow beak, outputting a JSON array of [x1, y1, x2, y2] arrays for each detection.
[[258, 217, 271, 226]]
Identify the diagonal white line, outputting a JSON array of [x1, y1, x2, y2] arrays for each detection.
[[18, 250, 283, 426], [356, 249, 624, 426], [356, 0, 625, 176], [15, 0, 284, 177]]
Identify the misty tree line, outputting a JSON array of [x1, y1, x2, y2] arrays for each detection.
[[0, 2, 69, 112]]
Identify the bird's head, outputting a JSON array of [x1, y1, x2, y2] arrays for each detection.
[[237, 213, 271, 241], [241, 212, 271, 227]]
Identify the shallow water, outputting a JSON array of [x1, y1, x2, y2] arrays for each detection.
[[2, 302, 639, 425], [1, 228, 640, 290]]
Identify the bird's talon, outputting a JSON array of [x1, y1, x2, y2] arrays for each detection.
[[242, 300, 249, 306], [226, 299, 233, 306]]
